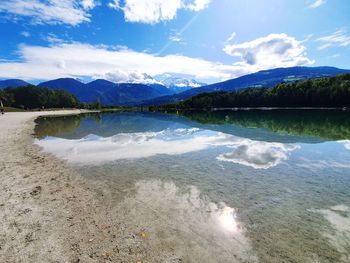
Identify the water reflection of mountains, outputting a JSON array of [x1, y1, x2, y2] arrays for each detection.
[[34, 110, 350, 143]]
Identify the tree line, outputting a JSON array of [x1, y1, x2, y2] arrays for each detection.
[[180, 110, 350, 140], [0, 85, 102, 110], [0, 85, 79, 109], [154, 74, 350, 110]]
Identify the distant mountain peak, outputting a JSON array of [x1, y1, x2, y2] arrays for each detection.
[[38, 78, 84, 86], [0, 79, 31, 88], [163, 77, 205, 88], [154, 77, 207, 94], [88, 79, 115, 85]]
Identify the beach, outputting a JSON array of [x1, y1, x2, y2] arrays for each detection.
[[0, 111, 153, 263]]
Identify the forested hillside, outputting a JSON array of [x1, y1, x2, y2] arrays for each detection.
[[156, 74, 350, 109], [0, 86, 79, 109]]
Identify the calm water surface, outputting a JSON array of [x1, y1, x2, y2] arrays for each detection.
[[34, 110, 350, 263]]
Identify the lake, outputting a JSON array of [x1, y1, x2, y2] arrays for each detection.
[[34, 110, 350, 263]]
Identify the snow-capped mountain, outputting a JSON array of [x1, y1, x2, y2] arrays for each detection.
[[99, 71, 206, 93], [160, 77, 207, 93]]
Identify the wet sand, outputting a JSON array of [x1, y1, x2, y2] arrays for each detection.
[[0, 111, 169, 263]]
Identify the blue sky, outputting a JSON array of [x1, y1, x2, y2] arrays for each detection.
[[0, 0, 349, 84]]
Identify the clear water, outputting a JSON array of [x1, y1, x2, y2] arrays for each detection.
[[34, 110, 350, 262]]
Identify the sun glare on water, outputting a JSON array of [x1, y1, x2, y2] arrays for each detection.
[[217, 207, 238, 233]]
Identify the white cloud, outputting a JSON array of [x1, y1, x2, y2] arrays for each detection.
[[225, 32, 236, 44], [328, 53, 340, 59], [0, 0, 97, 25], [21, 31, 30, 37], [44, 33, 65, 43], [317, 30, 350, 50], [0, 35, 314, 82], [108, 0, 210, 24], [0, 42, 249, 82], [184, 0, 211, 11], [309, 0, 326, 9], [301, 34, 314, 43], [81, 0, 97, 10], [97, 70, 163, 85], [223, 33, 314, 72], [108, 0, 121, 9], [169, 34, 182, 43]]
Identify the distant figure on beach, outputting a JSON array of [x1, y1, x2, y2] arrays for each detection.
[[0, 99, 4, 115]]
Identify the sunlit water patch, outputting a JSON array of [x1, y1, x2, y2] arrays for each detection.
[[113, 180, 258, 262], [34, 111, 350, 262]]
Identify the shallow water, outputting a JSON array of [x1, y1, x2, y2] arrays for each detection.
[[34, 110, 350, 262]]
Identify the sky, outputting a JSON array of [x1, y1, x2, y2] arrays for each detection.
[[0, 0, 349, 84]]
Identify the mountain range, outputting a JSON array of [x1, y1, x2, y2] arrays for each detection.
[[140, 66, 350, 105], [38, 79, 176, 106], [1, 66, 349, 106], [0, 76, 205, 106]]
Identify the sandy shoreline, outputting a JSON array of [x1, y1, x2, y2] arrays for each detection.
[[0, 111, 154, 263]]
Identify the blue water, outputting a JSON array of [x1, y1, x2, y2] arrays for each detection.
[[34, 111, 350, 262]]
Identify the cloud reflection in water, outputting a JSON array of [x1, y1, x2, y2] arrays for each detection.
[[314, 205, 350, 262], [35, 128, 299, 169], [338, 140, 350, 150], [217, 143, 299, 169], [115, 180, 258, 262]]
